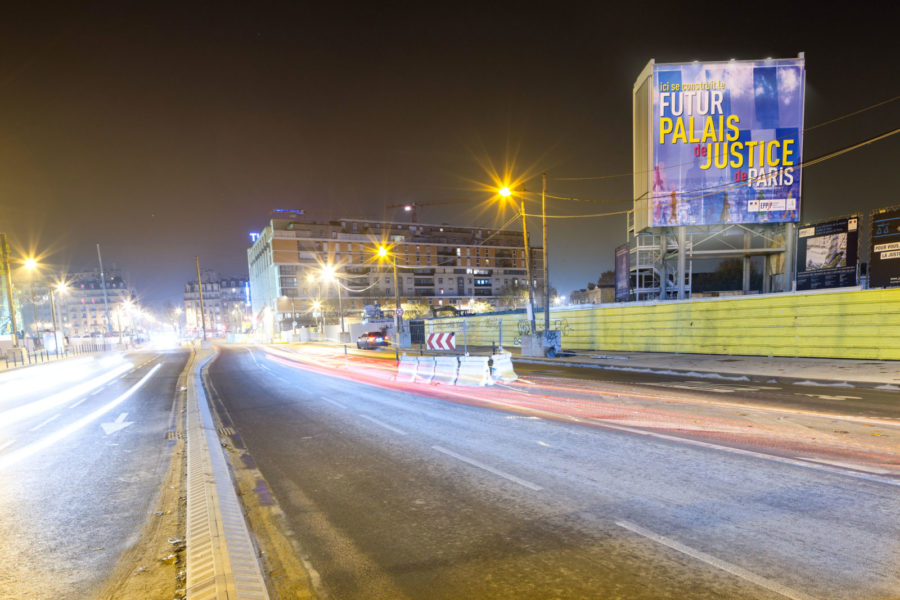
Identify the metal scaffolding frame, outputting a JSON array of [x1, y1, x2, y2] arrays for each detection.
[[626, 210, 796, 301]]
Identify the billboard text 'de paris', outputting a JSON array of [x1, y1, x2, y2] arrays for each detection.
[[651, 57, 805, 227]]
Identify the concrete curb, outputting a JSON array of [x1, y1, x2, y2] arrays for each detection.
[[185, 350, 269, 600], [511, 356, 900, 390]]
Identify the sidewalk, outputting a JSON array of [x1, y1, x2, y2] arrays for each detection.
[[511, 349, 900, 388]]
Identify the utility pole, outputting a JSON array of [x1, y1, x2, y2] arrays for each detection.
[[521, 200, 536, 335], [195, 257, 207, 341], [1, 234, 20, 348], [541, 172, 550, 332], [97, 244, 112, 333]]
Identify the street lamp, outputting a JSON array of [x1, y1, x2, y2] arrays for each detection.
[[24, 258, 41, 347], [320, 264, 345, 339], [48, 281, 66, 354], [377, 245, 401, 360], [496, 187, 536, 334]]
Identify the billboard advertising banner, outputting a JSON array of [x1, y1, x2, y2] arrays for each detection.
[[615, 244, 630, 301], [650, 57, 805, 227], [869, 206, 900, 288], [796, 216, 858, 290]]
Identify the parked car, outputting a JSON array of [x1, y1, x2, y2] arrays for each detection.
[[357, 331, 389, 350]]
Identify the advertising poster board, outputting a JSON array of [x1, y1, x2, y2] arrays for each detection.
[[869, 206, 900, 288], [649, 57, 805, 227], [796, 216, 859, 290], [615, 243, 630, 302]]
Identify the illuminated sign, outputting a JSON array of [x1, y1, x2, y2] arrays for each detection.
[[249, 232, 260, 243], [650, 57, 805, 227], [796, 216, 859, 290], [869, 206, 900, 288]]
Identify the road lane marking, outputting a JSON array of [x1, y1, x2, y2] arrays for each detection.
[[69, 396, 90, 408], [616, 520, 818, 600], [321, 397, 346, 409], [359, 414, 407, 435], [0, 363, 161, 470], [29, 414, 60, 432], [0, 362, 133, 430], [432, 445, 543, 491], [594, 420, 900, 487], [798, 457, 892, 475], [0, 440, 14, 452]]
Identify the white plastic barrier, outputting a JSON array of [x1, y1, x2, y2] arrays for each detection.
[[490, 352, 518, 382], [396, 353, 418, 382], [415, 356, 436, 384], [456, 355, 493, 386], [432, 356, 460, 385]]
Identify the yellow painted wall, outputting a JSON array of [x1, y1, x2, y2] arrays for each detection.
[[425, 288, 900, 360]]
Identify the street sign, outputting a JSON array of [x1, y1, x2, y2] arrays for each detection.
[[426, 332, 456, 351], [396, 307, 404, 316]]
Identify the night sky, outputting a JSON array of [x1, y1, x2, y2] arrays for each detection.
[[1, 4, 897, 309]]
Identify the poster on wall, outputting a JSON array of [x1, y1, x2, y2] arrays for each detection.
[[869, 206, 900, 288], [615, 243, 630, 302], [796, 216, 859, 290], [650, 56, 805, 227]]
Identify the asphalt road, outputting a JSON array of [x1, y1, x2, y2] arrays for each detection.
[[0, 348, 187, 600], [512, 360, 900, 421], [207, 346, 900, 600]]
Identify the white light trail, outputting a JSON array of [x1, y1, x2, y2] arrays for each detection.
[[0, 363, 161, 470]]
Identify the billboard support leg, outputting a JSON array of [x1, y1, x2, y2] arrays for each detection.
[[742, 230, 752, 293], [659, 232, 668, 299], [784, 222, 795, 292], [677, 227, 686, 300]]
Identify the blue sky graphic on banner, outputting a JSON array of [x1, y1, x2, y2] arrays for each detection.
[[651, 58, 805, 227]]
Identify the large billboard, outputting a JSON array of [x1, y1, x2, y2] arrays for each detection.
[[869, 206, 900, 288], [648, 56, 805, 228], [796, 216, 859, 290]]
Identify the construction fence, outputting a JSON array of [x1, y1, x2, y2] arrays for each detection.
[[423, 287, 900, 360]]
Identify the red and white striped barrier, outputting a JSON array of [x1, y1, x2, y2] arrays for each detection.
[[426, 332, 456, 351]]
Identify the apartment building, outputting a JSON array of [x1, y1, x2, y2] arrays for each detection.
[[59, 269, 133, 338], [247, 214, 543, 332], [183, 270, 251, 335]]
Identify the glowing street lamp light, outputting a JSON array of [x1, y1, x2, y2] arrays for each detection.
[[48, 281, 66, 353], [320, 264, 345, 338], [496, 186, 536, 334], [23, 257, 41, 347], [376, 245, 401, 360]]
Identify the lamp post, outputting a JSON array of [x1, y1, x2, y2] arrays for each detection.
[[24, 258, 41, 348], [377, 245, 401, 361], [498, 187, 536, 334], [306, 273, 323, 334], [49, 281, 65, 354], [321, 264, 345, 340], [541, 172, 550, 333]]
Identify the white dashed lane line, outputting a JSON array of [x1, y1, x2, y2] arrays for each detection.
[[321, 397, 346, 409], [359, 414, 407, 436], [432, 445, 543, 491], [29, 414, 60, 432], [616, 520, 818, 600]]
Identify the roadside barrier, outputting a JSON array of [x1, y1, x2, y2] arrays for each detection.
[[415, 356, 436, 384], [456, 355, 493, 386], [490, 352, 518, 382], [397, 353, 418, 382], [432, 356, 460, 385]]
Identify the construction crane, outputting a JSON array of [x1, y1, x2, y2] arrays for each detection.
[[385, 199, 479, 223]]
